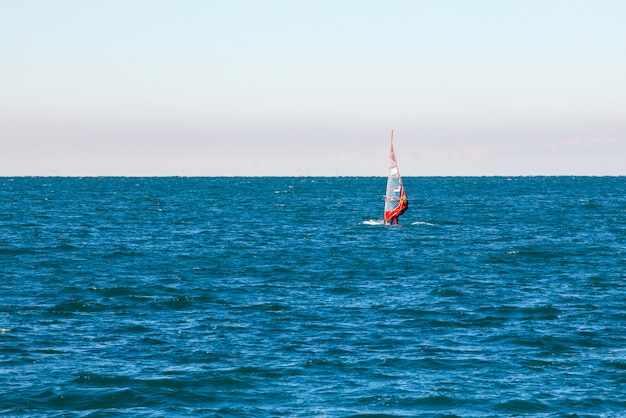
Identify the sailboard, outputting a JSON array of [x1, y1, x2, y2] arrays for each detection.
[[384, 130, 408, 224]]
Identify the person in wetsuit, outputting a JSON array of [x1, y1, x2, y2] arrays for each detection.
[[400, 198, 409, 216]]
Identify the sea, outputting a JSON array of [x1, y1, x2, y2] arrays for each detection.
[[1, 176, 625, 417]]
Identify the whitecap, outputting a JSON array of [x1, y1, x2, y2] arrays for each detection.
[[411, 221, 435, 226], [363, 219, 385, 225]]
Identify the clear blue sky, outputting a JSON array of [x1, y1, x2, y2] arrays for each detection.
[[2, 0, 625, 175]]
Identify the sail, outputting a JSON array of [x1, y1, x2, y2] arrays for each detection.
[[384, 130, 407, 223]]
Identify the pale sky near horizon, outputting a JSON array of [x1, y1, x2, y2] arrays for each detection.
[[2, 0, 625, 176]]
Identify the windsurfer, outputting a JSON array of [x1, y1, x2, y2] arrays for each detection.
[[383, 130, 408, 226], [400, 198, 409, 215]]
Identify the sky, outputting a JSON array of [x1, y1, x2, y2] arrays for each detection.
[[1, 0, 625, 176]]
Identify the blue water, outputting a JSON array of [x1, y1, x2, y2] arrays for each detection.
[[2, 176, 626, 417]]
